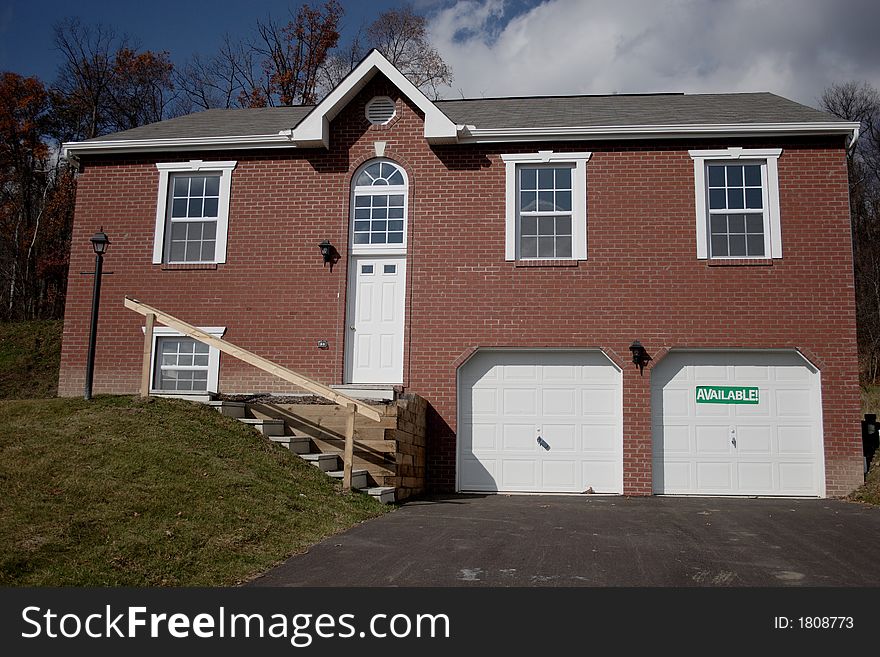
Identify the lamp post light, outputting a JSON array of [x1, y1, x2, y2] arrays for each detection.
[[84, 228, 110, 400]]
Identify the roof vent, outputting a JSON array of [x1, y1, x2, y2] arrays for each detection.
[[365, 96, 396, 125]]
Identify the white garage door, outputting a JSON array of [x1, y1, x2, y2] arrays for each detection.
[[458, 350, 623, 493], [652, 351, 824, 496]]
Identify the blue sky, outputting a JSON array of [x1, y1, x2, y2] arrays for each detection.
[[0, 0, 419, 82], [3, 0, 880, 107]]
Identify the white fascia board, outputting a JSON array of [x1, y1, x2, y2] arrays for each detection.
[[290, 50, 458, 147], [61, 134, 294, 160], [460, 121, 861, 144]]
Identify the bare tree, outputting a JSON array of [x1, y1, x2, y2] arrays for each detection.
[[364, 4, 452, 100], [821, 81, 880, 381], [174, 37, 257, 112], [247, 1, 343, 106], [51, 17, 175, 141]]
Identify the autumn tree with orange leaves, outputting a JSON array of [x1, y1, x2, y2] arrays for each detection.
[[0, 73, 72, 320]]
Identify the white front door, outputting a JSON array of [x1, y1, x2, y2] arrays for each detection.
[[345, 256, 406, 384], [651, 351, 824, 496], [458, 350, 623, 494]]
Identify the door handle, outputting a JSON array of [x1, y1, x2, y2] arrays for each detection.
[[349, 325, 355, 330]]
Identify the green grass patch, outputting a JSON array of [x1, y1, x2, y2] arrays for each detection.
[[0, 320, 62, 399], [0, 395, 389, 586]]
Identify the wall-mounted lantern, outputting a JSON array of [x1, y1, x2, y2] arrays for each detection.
[[629, 340, 652, 375], [319, 240, 334, 266]]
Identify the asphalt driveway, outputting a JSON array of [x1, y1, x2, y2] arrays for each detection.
[[248, 495, 880, 587]]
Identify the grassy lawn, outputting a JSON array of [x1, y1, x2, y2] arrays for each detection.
[[852, 385, 880, 505], [0, 395, 389, 586], [0, 320, 62, 399]]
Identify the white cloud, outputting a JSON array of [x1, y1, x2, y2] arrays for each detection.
[[428, 0, 880, 106]]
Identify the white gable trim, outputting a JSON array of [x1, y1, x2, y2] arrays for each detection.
[[289, 50, 460, 148]]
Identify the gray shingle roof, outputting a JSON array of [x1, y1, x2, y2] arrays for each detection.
[[436, 92, 839, 129], [87, 92, 844, 143], [88, 106, 314, 142]]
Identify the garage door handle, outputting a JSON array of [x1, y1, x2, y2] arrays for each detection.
[[731, 436, 737, 447]]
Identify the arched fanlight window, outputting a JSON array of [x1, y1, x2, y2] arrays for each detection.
[[352, 160, 407, 248]]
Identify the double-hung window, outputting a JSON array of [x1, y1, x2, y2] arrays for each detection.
[[689, 148, 782, 259], [501, 151, 590, 261], [153, 160, 236, 264]]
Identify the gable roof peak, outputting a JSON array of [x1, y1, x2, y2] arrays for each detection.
[[287, 49, 461, 148]]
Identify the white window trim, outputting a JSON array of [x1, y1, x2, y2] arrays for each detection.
[[143, 326, 226, 394], [501, 151, 591, 261], [153, 160, 237, 264], [350, 159, 408, 256], [689, 148, 782, 259]]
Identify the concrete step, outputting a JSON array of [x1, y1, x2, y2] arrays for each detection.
[[328, 469, 369, 489], [269, 435, 311, 454], [300, 453, 340, 472], [238, 418, 285, 437], [364, 486, 396, 504], [205, 401, 247, 418]]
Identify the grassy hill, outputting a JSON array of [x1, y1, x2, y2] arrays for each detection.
[[0, 395, 388, 586], [0, 320, 62, 399]]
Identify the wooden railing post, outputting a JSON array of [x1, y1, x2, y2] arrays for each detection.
[[140, 313, 155, 398], [343, 403, 356, 491]]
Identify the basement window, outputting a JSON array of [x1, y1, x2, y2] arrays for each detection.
[[689, 148, 782, 259], [501, 151, 591, 261], [153, 160, 237, 265], [147, 326, 225, 394]]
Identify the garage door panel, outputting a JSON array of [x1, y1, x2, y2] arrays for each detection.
[[734, 365, 770, 381], [695, 426, 732, 454], [461, 423, 497, 451], [544, 424, 576, 451], [734, 400, 771, 417], [460, 458, 497, 491], [654, 425, 690, 453], [582, 388, 617, 416], [775, 366, 812, 382], [543, 364, 578, 382], [459, 350, 622, 494], [503, 388, 537, 415], [582, 364, 618, 382], [779, 462, 817, 492], [737, 462, 774, 492], [776, 389, 812, 416], [582, 424, 619, 452], [543, 460, 576, 489], [736, 425, 772, 454], [543, 388, 576, 415], [466, 388, 497, 416], [652, 351, 822, 496], [502, 364, 538, 381], [695, 402, 732, 417], [662, 388, 690, 417], [695, 462, 733, 490], [501, 459, 538, 488], [582, 460, 620, 493], [777, 426, 814, 454], [694, 364, 728, 379], [502, 424, 537, 451]]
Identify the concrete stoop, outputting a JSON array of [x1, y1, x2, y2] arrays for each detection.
[[206, 400, 395, 504]]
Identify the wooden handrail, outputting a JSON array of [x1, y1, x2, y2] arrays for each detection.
[[124, 296, 382, 425]]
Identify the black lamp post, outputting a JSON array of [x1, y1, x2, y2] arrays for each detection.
[[84, 229, 110, 400]]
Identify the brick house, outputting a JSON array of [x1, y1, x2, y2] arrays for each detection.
[[59, 50, 863, 497]]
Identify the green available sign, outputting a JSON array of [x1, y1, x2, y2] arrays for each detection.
[[695, 386, 760, 404]]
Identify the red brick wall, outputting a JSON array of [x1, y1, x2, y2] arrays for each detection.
[[59, 74, 863, 497]]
